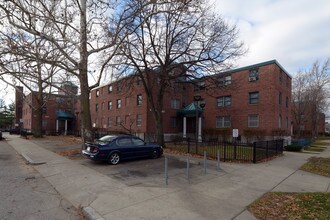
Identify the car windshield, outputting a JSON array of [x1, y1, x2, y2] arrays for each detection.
[[98, 135, 117, 143]]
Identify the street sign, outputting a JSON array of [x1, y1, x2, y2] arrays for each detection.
[[232, 129, 239, 137]]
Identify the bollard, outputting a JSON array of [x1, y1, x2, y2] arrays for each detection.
[[186, 154, 190, 183], [217, 149, 220, 171], [165, 157, 168, 185], [204, 151, 207, 175]]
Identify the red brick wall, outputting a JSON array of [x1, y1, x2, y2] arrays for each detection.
[[89, 61, 292, 140], [198, 63, 292, 137]]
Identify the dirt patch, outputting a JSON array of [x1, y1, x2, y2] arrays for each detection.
[[30, 135, 82, 146], [54, 149, 84, 160]]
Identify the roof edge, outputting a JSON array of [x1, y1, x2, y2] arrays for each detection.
[[223, 60, 292, 78]]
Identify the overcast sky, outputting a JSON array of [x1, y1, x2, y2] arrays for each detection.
[[214, 0, 330, 74], [1, 0, 330, 105]]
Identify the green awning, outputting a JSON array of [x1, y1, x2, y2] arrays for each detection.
[[57, 111, 75, 120], [177, 102, 203, 117]]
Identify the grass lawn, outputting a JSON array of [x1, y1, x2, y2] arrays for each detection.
[[248, 192, 330, 220], [300, 157, 330, 177], [312, 141, 330, 146], [316, 136, 330, 141], [249, 156, 330, 219], [303, 145, 326, 152], [166, 143, 255, 161]]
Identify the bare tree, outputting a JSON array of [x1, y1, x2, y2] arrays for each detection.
[[0, 27, 64, 137], [292, 58, 330, 137], [0, 0, 138, 142], [292, 70, 310, 137], [116, 0, 245, 145]]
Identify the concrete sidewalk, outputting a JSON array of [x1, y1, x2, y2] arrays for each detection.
[[5, 134, 330, 220]]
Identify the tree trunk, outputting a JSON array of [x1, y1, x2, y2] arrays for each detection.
[[155, 112, 165, 147], [34, 106, 43, 138], [79, 0, 93, 146]]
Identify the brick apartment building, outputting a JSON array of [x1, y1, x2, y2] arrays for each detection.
[[89, 60, 292, 142], [18, 82, 79, 135], [15, 60, 294, 142]]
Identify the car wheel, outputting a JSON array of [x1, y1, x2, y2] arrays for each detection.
[[108, 152, 120, 165], [151, 149, 159, 159]]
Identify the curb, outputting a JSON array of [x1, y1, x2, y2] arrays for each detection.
[[82, 206, 105, 220], [21, 153, 46, 165]]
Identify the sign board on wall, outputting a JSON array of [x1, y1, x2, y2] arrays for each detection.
[[232, 129, 239, 138]]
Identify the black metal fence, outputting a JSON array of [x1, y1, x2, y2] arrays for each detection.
[[166, 139, 284, 163]]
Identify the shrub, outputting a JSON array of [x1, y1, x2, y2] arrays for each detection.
[[284, 144, 303, 152]]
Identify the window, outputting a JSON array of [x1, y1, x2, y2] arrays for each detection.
[[96, 90, 99, 97], [194, 80, 205, 91], [249, 69, 259, 77], [249, 69, 259, 81], [137, 94, 142, 106], [216, 116, 231, 128], [171, 99, 180, 109], [117, 82, 122, 92], [248, 115, 259, 128], [136, 114, 142, 127], [286, 97, 289, 108], [286, 117, 289, 129], [218, 75, 232, 86], [279, 92, 282, 105], [136, 77, 142, 86], [42, 120, 47, 128], [116, 99, 121, 109], [107, 117, 112, 127], [217, 96, 231, 107], [108, 85, 113, 93], [95, 104, 99, 112], [108, 101, 112, 110], [132, 137, 144, 146], [117, 138, 132, 146], [278, 115, 282, 128], [170, 117, 177, 128], [116, 116, 121, 125], [249, 92, 259, 104]]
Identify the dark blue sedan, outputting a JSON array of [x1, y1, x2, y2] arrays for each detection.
[[82, 135, 163, 165]]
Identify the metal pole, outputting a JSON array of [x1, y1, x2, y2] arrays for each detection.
[[165, 157, 168, 185], [186, 154, 190, 183], [195, 100, 198, 147], [204, 151, 207, 175], [217, 149, 220, 171]]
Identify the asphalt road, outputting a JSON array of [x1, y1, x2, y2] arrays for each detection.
[[0, 138, 82, 220]]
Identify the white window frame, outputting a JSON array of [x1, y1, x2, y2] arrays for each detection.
[[171, 99, 180, 109], [217, 96, 231, 107], [248, 115, 259, 128], [216, 116, 231, 128], [136, 114, 142, 127]]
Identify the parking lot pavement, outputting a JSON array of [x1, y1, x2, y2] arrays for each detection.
[[28, 135, 228, 187], [78, 154, 227, 187]]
